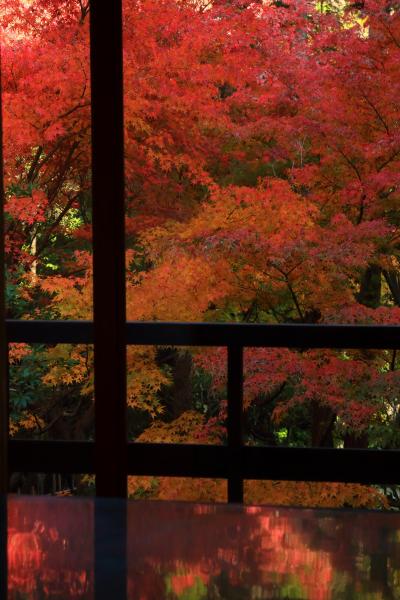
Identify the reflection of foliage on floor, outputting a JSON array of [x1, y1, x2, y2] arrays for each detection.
[[166, 572, 207, 600]]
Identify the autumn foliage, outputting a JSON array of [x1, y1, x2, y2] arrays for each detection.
[[3, 0, 400, 506]]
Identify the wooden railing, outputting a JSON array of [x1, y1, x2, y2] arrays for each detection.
[[7, 319, 400, 503]]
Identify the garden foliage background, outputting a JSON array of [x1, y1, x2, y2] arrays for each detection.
[[2, 0, 400, 507]]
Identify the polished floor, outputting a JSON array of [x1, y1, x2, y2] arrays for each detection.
[[6, 495, 400, 599]]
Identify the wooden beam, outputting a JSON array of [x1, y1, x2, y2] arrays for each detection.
[[90, 0, 127, 498]]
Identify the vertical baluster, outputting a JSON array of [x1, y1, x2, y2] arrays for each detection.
[[227, 346, 244, 503]]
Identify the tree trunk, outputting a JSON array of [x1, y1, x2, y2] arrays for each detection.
[[383, 268, 400, 306], [311, 402, 336, 447], [357, 264, 382, 308], [156, 349, 193, 420], [343, 431, 369, 448]]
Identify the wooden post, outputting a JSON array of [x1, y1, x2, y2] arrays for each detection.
[[90, 0, 127, 498]]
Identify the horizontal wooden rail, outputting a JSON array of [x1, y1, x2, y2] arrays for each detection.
[[7, 319, 400, 493], [8, 440, 400, 485], [6, 319, 400, 349]]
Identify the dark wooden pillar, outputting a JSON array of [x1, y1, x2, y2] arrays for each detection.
[[90, 0, 127, 498]]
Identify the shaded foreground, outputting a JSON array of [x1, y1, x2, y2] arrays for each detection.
[[6, 495, 400, 599]]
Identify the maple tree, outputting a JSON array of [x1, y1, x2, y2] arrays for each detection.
[[2, 0, 400, 506]]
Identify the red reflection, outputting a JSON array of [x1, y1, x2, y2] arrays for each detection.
[[127, 502, 400, 599], [6, 497, 400, 599], [127, 504, 335, 600], [8, 496, 93, 599]]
